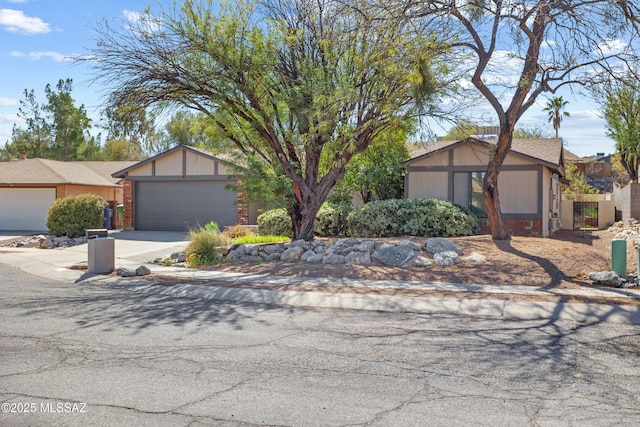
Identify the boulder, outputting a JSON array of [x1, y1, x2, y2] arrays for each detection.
[[372, 245, 417, 267], [397, 239, 422, 251], [288, 239, 311, 251], [262, 244, 285, 255], [345, 250, 372, 266], [413, 256, 432, 267], [433, 251, 460, 267], [334, 238, 361, 247], [280, 246, 305, 261], [424, 237, 463, 256], [136, 265, 151, 276], [323, 253, 346, 264], [464, 252, 487, 263], [355, 241, 376, 252], [588, 271, 623, 287], [301, 251, 324, 263], [116, 267, 137, 277]]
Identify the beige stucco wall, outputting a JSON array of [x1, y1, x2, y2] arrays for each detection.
[[407, 171, 448, 199]]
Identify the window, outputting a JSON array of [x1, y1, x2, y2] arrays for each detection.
[[453, 172, 486, 217]]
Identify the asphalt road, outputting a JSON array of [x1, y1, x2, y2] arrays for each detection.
[[1, 262, 639, 426]]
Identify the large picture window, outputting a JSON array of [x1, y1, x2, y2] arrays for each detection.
[[453, 172, 487, 217]]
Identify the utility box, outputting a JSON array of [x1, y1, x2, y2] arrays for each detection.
[[611, 239, 627, 277], [87, 229, 114, 274]]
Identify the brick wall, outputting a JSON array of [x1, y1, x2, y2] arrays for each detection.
[[236, 180, 249, 225], [122, 179, 133, 229], [477, 219, 542, 237]]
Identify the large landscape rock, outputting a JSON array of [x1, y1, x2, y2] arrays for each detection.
[[371, 245, 417, 267], [423, 237, 463, 256], [588, 271, 623, 287]]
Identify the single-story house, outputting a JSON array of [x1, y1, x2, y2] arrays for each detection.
[[405, 137, 565, 237], [112, 145, 258, 231], [0, 158, 136, 231]]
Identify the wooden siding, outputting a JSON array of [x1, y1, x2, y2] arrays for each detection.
[[128, 163, 153, 176], [155, 151, 182, 176]]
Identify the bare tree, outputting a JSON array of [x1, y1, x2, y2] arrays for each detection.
[[84, 0, 441, 240], [392, 0, 640, 239]]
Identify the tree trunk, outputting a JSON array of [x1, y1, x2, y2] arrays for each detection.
[[288, 188, 323, 241], [483, 172, 510, 240], [483, 132, 512, 241]]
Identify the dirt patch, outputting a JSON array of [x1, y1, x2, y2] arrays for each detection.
[[202, 229, 635, 290]]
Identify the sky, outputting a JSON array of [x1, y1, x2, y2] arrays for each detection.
[[0, 0, 621, 158]]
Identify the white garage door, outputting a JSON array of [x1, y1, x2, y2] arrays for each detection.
[[0, 188, 56, 231]]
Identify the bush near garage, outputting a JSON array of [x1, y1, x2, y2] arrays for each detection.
[[314, 204, 352, 237], [257, 208, 292, 237], [347, 198, 478, 238], [46, 194, 108, 238], [257, 204, 354, 238]]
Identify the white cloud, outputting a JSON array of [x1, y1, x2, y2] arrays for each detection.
[[123, 9, 160, 33], [6, 0, 28, 3], [0, 8, 50, 34], [11, 50, 70, 62], [0, 96, 19, 106], [597, 38, 627, 56], [0, 113, 20, 123]]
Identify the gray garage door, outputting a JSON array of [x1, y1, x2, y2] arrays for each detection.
[[135, 181, 237, 231]]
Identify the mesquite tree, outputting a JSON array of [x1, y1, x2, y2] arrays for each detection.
[[85, 0, 441, 240], [395, 0, 640, 239]]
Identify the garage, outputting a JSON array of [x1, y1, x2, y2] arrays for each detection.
[[135, 180, 237, 231], [0, 188, 56, 231]]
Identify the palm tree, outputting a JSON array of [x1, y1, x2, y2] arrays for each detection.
[[543, 96, 570, 138]]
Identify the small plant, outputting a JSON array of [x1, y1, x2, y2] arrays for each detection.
[[201, 221, 220, 233], [220, 224, 253, 241], [185, 228, 222, 267], [46, 194, 108, 238]]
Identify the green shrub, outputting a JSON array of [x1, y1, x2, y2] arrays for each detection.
[[46, 194, 108, 238], [257, 208, 292, 237], [314, 204, 352, 237], [347, 198, 477, 237], [186, 228, 222, 267], [201, 221, 220, 233]]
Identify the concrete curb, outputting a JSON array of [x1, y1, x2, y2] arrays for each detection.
[[80, 275, 640, 325]]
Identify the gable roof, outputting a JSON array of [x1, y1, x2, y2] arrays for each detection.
[[407, 137, 564, 174], [0, 159, 137, 187], [111, 144, 236, 178]]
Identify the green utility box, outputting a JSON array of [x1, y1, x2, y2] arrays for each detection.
[[611, 239, 627, 277]]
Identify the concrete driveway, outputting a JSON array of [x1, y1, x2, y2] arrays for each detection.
[[0, 230, 191, 282]]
